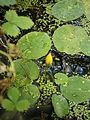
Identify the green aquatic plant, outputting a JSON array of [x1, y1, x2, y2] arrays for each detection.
[[17, 31, 51, 59], [54, 73, 90, 104], [1, 0, 90, 119], [13, 75, 40, 106], [61, 76, 90, 103], [52, 25, 90, 56], [37, 77, 57, 105], [54, 73, 68, 85], [52, 94, 69, 118], [52, 73, 90, 118], [16, 0, 39, 9], [51, 0, 84, 21], [69, 101, 90, 120], [14, 59, 39, 82], [2, 10, 34, 37], [2, 87, 30, 111]]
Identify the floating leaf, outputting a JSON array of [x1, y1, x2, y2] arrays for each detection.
[[21, 84, 40, 106], [0, 0, 16, 6], [17, 32, 51, 59], [52, 94, 69, 118], [61, 76, 90, 103], [14, 59, 39, 81], [52, 0, 84, 21], [54, 73, 68, 85], [2, 99, 15, 111], [16, 100, 30, 112], [14, 16, 34, 30], [52, 25, 89, 55], [8, 87, 21, 103], [5, 10, 18, 23], [83, 0, 90, 21], [2, 22, 20, 37]]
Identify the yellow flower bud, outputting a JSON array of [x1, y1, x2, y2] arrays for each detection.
[[45, 53, 53, 65]]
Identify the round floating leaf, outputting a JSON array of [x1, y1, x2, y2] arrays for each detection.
[[2, 99, 15, 111], [2, 22, 20, 37], [17, 32, 51, 59], [16, 100, 30, 112], [52, 94, 69, 118], [83, 0, 90, 21], [14, 59, 39, 81], [61, 76, 90, 103], [14, 16, 34, 30], [54, 73, 68, 85], [52, 25, 88, 55], [0, 0, 16, 6], [52, 0, 84, 21], [21, 84, 40, 106], [8, 87, 21, 103]]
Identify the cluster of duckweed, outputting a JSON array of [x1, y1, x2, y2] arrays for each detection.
[[16, 0, 39, 9], [83, 75, 90, 80], [37, 77, 57, 105], [33, 11, 62, 36], [16, 0, 50, 10], [69, 101, 90, 120]]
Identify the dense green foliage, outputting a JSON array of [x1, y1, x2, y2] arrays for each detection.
[[52, 94, 69, 118]]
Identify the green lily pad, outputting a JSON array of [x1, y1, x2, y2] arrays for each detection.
[[52, 0, 84, 21], [14, 59, 39, 82], [52, 94, 69, 118], [17, 32, 51, 59], [52, 25, 89, 55], [61, 76, 90, 103], [54, 73, 68, 85]]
